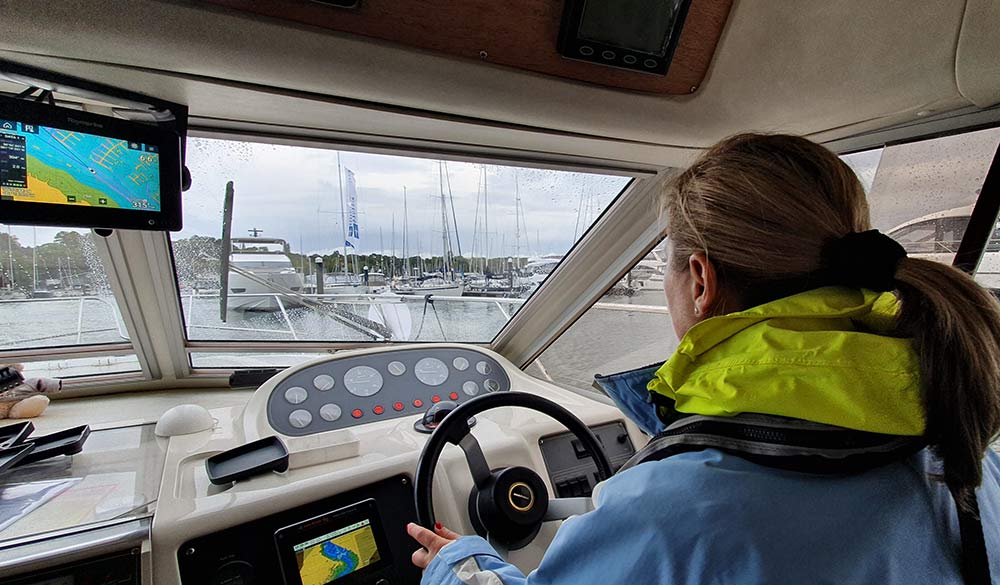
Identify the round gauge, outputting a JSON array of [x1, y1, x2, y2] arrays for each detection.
[[414, 357, 449, 386], [319, 403, 342, 422], [387, 361, 407, 376], [313, 374, 335, 391], [288, 409, 313, 429], [284, 386, 308, 405], [484, 379, 501, 393], [452, 357, 470, 371], [343, 366, 384, 397], [462, 381, 480, 396], [476, 361, 493, 375]]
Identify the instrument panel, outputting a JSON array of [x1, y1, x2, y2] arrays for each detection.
[[267, 347, 510, 436]]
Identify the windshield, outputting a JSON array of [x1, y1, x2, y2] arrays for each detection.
[[172, 137, 632, 362], [0, 224, 130, 351]]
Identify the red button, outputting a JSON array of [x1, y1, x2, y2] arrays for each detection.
[[351, 409, 363, 419], [413, 399, 424, 408], [449, 392, 459, 400], [393, 402, 404, 411], [373, 405, 385, 415], [431, 395, 441, 403]]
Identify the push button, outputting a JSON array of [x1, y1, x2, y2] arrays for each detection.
[[351, 408, 363, 419]]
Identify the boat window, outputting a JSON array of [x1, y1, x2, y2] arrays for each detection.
[[529, 127, 1000, 393], [0, 224, 132, 352], [172, 137, 632, 365]]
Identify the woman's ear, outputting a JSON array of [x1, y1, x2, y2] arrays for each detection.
[[688, 252, 721, 317]]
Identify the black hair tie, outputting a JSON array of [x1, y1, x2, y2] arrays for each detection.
[[822, 230, 907, 292]]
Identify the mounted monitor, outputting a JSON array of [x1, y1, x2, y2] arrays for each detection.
[[0, 97, 182, 231], [558, 0, 692, 75]]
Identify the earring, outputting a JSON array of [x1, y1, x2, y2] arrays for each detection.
[[694, 306, 701, 316]]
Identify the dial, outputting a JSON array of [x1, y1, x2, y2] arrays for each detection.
[[344, 366, 384, 397], [414, 357, 449, 386], [484, 379, 501, 392], [289, 409, 313, 429], [319, 403, 342, 422], [387, 361, 407, 376], [313, 374, 335, 391], [476, 361, 493, 375], [452, 357, 470, 371], [284, 386, 308, 405], [462, 381, 480, 396]]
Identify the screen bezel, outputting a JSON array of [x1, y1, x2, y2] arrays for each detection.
[[0, 97, 182, 231], [274, 498, 393, 585]]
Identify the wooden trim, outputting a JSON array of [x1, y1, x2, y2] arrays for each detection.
[[199, 0, 733, 94]]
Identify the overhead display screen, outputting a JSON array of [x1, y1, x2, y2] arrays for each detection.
[[293, 519, 382, 584], [0, 119, 161, 212], [578, 0, 685, 56], [0, 98, 181, 231]]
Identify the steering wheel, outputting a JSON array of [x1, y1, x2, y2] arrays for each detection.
[[414, 392, 614, 555]]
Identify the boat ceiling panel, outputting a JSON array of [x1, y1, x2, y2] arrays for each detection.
[[956, 0, 1000, 108], [198, 0, 732, 95], [0, 0, 981, 164]]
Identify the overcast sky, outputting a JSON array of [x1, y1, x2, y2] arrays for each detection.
[[174, 138, 631, 258]]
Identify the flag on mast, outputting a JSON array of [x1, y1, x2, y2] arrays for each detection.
[[345, 169, 360, 244]]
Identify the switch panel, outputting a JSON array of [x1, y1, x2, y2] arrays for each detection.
[[539, 421, 635, 499]]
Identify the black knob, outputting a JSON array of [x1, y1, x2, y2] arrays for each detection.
[[413, 401, 476, 434]]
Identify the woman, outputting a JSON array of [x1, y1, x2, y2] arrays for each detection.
[[408, 133, 1000, 584]]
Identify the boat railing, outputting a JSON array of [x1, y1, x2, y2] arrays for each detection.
[[0, 295, 130, 345], [181, 290, 668, 341]]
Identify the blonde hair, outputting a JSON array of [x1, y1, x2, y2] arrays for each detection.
[[663, 133, 1000, 507]]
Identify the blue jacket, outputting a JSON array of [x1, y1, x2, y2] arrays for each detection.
[[422, 365, 1000, 584]]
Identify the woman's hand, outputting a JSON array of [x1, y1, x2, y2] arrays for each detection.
[[408, 522, 462, 569]]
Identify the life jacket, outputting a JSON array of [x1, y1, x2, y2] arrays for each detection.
[[593, 287, 991, 584]]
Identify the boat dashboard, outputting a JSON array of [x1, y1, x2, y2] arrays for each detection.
[[0, 344, 643, 585]]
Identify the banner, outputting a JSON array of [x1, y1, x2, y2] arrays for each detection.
[[345, 168, 360, 243]]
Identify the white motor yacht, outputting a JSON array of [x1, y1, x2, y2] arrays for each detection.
[[227, 237, 307, 312]]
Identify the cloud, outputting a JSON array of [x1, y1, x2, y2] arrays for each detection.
[[175, 138, 631, 258]]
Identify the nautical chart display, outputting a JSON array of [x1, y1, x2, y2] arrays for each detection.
[[0, 119, 161, 212], [0, 98, 182, 230]]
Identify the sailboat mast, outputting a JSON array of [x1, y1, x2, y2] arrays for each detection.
[[484, 166, 489, 274], [439, 161, 451, 276], [403, 186, 410, 278], [337, 152, 349, 276], [443, 161, 463, 259], [379, 226, 385, 274], [391, 212, 396, 278], [514, 168, 521, 264], [32, 226, 37, 292], [7, 225, 14, 289]]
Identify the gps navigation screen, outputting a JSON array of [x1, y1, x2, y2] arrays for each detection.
[[0, 119, 161, 212], [293, 518, 382, 584]]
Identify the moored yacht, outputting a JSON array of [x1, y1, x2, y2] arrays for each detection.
[[227, 236, 306, 312]]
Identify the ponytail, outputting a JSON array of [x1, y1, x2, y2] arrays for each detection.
[[894, 258, 1000, 509]]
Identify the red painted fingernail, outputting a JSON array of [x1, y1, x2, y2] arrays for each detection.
[[435, 522, 442, 530]]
